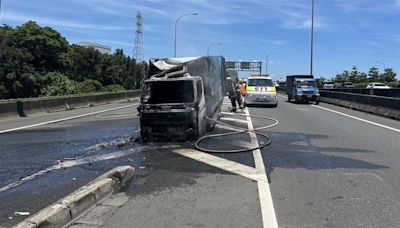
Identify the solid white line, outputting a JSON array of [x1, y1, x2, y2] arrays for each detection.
[[244, 108, 279, 228], [173, 148, 263, 182], [0, 104, 137, 134], [221, 111, 236, 116], [311, 105, 400, 133], [220, 117, 248, 124]]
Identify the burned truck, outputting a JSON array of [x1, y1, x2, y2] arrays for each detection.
[[138, 56, 226, 141]]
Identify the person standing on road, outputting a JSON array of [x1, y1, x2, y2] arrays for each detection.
[[239, 79, 246, 107], [226, 75, 239, 112], [235, 81, 244, 110]]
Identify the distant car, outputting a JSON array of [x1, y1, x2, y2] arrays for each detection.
[[343, 82, 354, 88], [322, 81, 334, 89], [366, 83, 391, 89]]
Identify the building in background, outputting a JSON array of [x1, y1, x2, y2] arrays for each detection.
[[76, 42, 111, 54]]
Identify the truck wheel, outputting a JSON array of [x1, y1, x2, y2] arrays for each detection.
[[294, 96, 299, 104]]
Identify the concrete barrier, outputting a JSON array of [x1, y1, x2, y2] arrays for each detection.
[[0, 90, 141, 119], [14, 166, 135, 228], [0, 101, 19, 118], [319, 90, 400, 120]]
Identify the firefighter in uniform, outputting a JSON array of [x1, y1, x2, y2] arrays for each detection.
[[226, 75, 241, 112], [239, 79, 246, 107]]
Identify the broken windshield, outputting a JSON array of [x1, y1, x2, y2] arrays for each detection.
[[143, 80, 194, 104]]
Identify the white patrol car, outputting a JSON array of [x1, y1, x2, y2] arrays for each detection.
[[244, 76, 278, 107]]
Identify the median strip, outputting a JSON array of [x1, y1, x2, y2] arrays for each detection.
[[14, 166, 135, 228]]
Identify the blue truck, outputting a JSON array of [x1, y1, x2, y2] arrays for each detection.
[[286, 75, 320, 105]]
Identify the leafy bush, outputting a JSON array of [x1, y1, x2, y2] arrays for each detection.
[[102, 84, 126, 92], [0, 85, 6, 99], [388, 81, 400, 88], [77, 79, 103, 94], [41, 72, 77, 96]]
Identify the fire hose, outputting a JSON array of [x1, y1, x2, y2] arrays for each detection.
[[195, 113, 279, 153]]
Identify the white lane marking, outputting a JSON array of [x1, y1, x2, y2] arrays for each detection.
[[220, 117, 248, 124], [311, 105, 400, 133], [221, 111, 236, 116], [0, 146, 146, 193], [173, 149, 263, 182], [215, 124, 243, 132], [245, 108, 279, 228], [0, 104, 137, 134]]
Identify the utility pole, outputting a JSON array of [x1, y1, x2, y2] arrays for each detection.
[[0, 0, 3, 25], [376, 61, 386, 72], [174, 13, 198, 57], [207, 42, 221, 56], [310, 0, 315, 76]]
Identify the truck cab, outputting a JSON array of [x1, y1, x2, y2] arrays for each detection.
[[286, 75, 320, 104], [139, 76, 207, 141], [139, 56, 225, 142]]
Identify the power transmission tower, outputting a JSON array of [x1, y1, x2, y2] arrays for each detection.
[[134, 11, 144, 63]]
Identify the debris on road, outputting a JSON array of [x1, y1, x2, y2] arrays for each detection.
[[14, 212, 30, 216]]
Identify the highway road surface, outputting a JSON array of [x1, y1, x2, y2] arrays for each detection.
[[1, 96, 400, 227]]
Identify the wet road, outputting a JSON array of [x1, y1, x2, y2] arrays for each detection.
[[1, 97, 400, 227]]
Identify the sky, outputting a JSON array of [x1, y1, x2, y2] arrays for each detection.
[[2, 0, 400, 80]]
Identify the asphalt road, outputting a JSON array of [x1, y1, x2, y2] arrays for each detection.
[[1, 96, 400, 227]]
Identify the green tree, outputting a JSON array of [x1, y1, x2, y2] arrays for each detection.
[[381, 68, 396, 82], [65, 45, 103, 82], [368, 67, 380, 82], [1, 22, 149, 99], [76, 79, 102, 94], [335, 70, 349, 83], [11, 21, 69, 71], [348, 66, 367, 83], [41, 72, 77, 96], [0, 25, 36, 98]]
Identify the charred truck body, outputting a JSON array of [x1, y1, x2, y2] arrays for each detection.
[[139, 56, 226, 141]]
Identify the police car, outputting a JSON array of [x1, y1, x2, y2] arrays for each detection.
[[244, 75, 278, 107]]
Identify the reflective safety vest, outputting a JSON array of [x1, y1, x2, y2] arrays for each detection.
[[239, 83, 246, 96]]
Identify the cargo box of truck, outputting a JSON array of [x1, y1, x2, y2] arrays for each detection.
[[139, 56, 226, 141]]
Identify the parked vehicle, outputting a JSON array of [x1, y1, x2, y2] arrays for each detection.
[[244, 75, 278, 107], [286, 75, 320, 104], [343, 82, 354, 88], [322, 81, 334, 89], [366, 83, 391, 89]]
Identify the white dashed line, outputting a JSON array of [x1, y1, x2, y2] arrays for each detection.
[[173, 149, 264, 182]]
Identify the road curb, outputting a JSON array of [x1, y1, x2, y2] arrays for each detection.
[[14, 166, 135, 228]]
